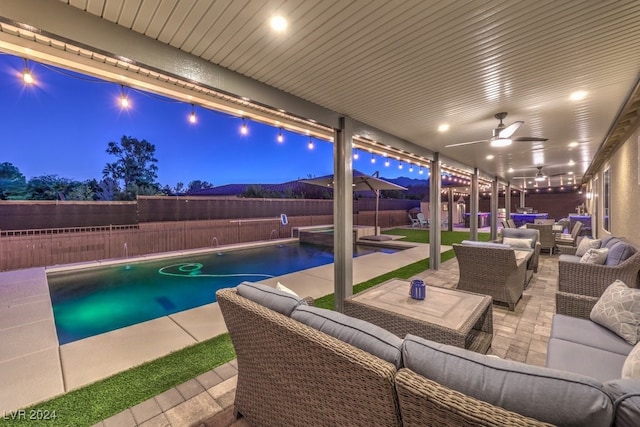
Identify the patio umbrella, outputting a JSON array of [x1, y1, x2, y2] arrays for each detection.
[[301, 171, 407, 236]]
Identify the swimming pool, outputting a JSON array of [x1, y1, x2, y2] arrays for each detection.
[[48, 242, 402, 344]]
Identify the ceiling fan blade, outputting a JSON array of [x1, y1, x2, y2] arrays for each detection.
[[512, 176, 534, 179], [513, 136, 548, 142], [498, 121, 524, 138], [445, 139, 488, 148], [550, 172, 567, 177]]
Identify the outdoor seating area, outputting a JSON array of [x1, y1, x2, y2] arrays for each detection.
[[213, 253, 640, 427]]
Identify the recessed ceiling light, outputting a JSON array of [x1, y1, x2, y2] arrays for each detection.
[[568, 141, 579, 148], [568, 171, 574, 175], [438, 123, 450, 132], [568, 160, 575, 166], [569, 91, 587, 101], [508, 167, 514, 173], [270, 15, 287, 32], [486, 154, 494, 160]]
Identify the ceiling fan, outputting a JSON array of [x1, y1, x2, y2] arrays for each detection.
[[445, 112, 548, 148], [513, 166, 567, 182]]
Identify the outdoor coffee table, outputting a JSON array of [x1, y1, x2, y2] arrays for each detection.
[[344, 278, 493, 354]]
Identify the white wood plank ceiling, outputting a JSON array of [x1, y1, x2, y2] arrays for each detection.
[[56, 0, 640, 187]]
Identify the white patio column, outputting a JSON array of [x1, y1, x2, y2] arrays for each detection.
[[429, 153, 441, 270], [505, 182, 512, 220], [333, 117, 354, 312], [470, 169, 479, 241]]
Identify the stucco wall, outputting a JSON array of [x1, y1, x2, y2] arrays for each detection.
[[591, 127, 640, 247]]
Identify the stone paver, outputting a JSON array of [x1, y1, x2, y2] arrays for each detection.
[[131, 398, 163, 424]]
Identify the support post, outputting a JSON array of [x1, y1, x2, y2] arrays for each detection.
[[470, 169, 479, 241], [333, 117, 354, 312], [429, 154, 441, 270], [490, 178, 499, 240]]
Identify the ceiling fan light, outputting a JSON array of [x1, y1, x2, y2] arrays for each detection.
[[490, 138, 512, 147], [534, 175, 546, 182]]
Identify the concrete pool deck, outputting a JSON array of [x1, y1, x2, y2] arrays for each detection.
[[0, 237, 448, 413]]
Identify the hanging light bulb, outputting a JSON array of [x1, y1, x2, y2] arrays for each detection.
[[277, 128, 284, 143], [240, 118, 248, 135], [370, 155, 376, 163], [353, 150, 359, 160], [188, 104, 197, 124], [409, 165, 414, 172], [399, 162, 403, 170], [385, 159, 390, 167], [419, 167, 423, 175], [119, 85, 130, 109], [22, 58, 34, 85], [308, 137, 314, 149]]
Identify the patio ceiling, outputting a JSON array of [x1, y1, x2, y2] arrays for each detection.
[[2, 1, 640, 189]]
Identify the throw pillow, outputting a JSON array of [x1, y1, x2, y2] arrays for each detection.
[[580, 248, 609, 264], [576, 238, 602, 257], [503, 237, 532, 249], [590, 280, 640, 345], [276, 282, 299, 297], [621, 341, 640, 378]]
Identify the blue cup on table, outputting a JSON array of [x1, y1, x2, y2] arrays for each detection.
[[409, 279, 426, 300]]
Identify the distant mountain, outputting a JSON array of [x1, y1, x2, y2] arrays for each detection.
[[384, 176, 429, 188]]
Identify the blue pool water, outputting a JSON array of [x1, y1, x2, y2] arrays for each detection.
[[48, 242, 400, 344]]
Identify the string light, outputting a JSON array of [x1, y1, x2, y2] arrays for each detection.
[[419, 167, 424, 174], [240, 118, 248, 135], [188, 104, 197, 124], [119, 85, 130, 109], [353, 150, 359, 160], [277, 128, 284, 143], [399, 162, 403, 170], [370, 154, 376, 163], [385, 159, 390, 167], [22, 58, 34, 85], [308, 137, 314, 149], [409, 165, 414, 172]]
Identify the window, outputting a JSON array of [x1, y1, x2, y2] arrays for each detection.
[[603, 168, 611, 232]]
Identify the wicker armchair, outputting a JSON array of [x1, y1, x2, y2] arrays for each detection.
[[453, 243, 527, 310], [555, 221, 583, 250]]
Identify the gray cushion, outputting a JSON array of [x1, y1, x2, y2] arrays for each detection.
[[559, 253, 581, 263], [291, 305, 403, 368], [236, 281, 307, 317], [602, 379, 640, 427], [590, 280, 640, 345], [546, 337, 627, 382], [603, 236, 622, 249], [503, 237, 533, 249], [402, 335, 612, 427], [502, 228, 539, 246], [460, 240, 511, 249], [622, 342, 640, 379], [551, 314, 633, 356], [606, 242, 636, 266]]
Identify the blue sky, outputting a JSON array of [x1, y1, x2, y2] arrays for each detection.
[[0, 52, 413, 187]]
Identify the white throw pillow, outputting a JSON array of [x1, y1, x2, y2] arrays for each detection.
[[575, 238, 602, 257], [503, 237, 532, 249], [591, 280, 640, 345], [579, 248, 608, 264], [622, 341, 640, 378], [276, 282, 299, 297]]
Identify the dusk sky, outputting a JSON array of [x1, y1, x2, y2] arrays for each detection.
[[0, 52, 416, 188]]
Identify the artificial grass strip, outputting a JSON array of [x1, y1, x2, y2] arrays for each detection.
[[383, 228, 491, 245], [0, 334, 235, 427]]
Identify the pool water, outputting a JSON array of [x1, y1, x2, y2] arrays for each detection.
[[48, 242, 400, 344]]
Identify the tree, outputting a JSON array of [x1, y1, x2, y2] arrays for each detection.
[[103, 135, 159, 200], [0, 162, 27, 199], [26, 175, 76, 200], [187, 180, 214, 192]]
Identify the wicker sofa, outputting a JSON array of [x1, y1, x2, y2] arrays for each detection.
[[216, 282, 640, 426], [558, 236, 640, 303]]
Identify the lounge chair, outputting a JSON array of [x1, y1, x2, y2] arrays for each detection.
[[526, 223, 556, 254], [416, 212, 429, 227], [408, 213, 420, 228]]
